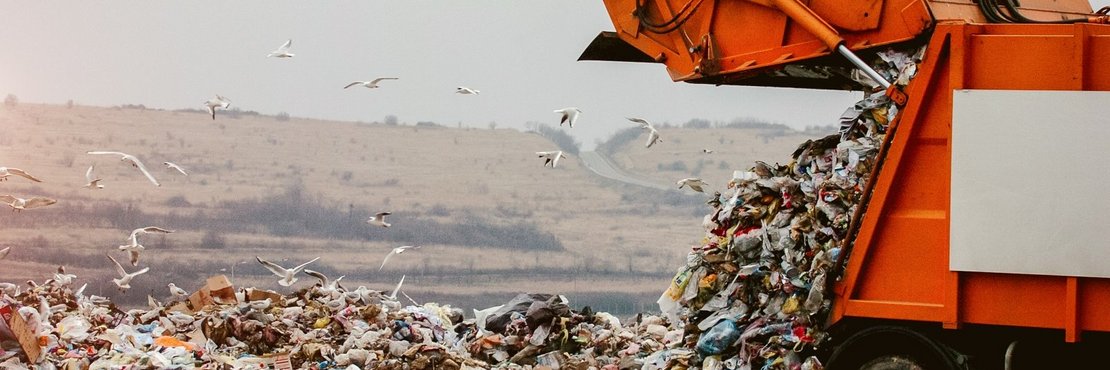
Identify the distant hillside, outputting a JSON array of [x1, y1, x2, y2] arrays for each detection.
[[0, 103, 708, 310], [601, 122, 832, 190]]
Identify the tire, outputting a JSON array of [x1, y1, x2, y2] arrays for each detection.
[[827, 326, 964, 370]]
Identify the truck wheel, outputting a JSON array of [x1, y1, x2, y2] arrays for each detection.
[[827, 326, 963, 370]]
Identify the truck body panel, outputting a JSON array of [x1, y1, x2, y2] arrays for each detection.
[[831, 23, 1110, 343]]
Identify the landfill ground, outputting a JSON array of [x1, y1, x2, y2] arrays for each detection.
[[0, 103, 821, 315], [0, 45, 919, 370]]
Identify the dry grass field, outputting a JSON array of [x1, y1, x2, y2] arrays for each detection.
[[606, 126, 833, 192], [0, 103, 829, 312]]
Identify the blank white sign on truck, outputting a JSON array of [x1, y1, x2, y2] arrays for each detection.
[[951, 89, 1110, 278]]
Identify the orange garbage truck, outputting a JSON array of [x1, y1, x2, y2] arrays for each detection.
[[584, 1, 1110, 368]]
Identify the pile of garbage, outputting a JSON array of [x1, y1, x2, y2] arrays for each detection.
[[649, 47, 924, 370], [0, 274, 686, 370], [0, 49, 923, 370]]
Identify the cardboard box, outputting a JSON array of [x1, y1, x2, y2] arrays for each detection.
[[247, 288, 284, 303], [0, 305, 41, 363], [205, 275, 236, 304], [188, 289, 213, 311]]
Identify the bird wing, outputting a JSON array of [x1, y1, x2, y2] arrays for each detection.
[[207, 104, 216, 119], [303, 269, 328, 285], [127, 157, 161, 187], [8, 168, 42, 182], [343, 81, 363, 89], [107, 255, 127, 277], [86, 165, 95, 182], [0, 247, 9, 259], [567, 109, 579, 127], [256, 257, 290, 277], [370, 77, 398, 84], [277, 39, 292, 51], [131, 267, 150, 277], [24, 198, 56, 209], [378, 251, 394, 271], [552, 152, 563, 168], [388, 275, 406, 300], [290, 257, 319, 273], [86, 151, 127, 157], [626, 117, 650, 128], [0, 195, 13, 206], [375, 212, 391, 220], [141, 226, 174, 234], [164, 162, 188, 176]]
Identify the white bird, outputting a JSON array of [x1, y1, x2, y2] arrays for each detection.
[[0, 195, 57, 212], [703, 149, 714, 154], [163, 162, 188, 176], [267, 39, 295, 58], [626, 117, 653, 129], [554, 108, 582, 128], [0, 247, 9, 260], [52, 266, 76, 288], [366, 212, 392, 227], [645, 126, 663, 148], [107, 255, 149, 291], [536, 151, 567, 168], [168, 283, 188, 302], [86, 151, 160, 186], [84, 165, 104, 189], [379, 246, 420, 271], [344, 78, 398, 89], [387, 275, 406, 301], [256, 256, 319, 287], [0, 167, 43, 182], [677, 178, 708, 193], [304, 269, 344, 293], [456, 86, 480, 95], [204, 95, 232, 120], [118, 226, 174, 266]]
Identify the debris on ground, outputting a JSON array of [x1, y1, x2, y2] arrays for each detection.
[[0, 48, 922, 370]]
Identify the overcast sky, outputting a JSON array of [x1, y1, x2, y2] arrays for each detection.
[[3, 1, 1107, 149]]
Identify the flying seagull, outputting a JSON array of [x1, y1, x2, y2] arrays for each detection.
[[677, 178, 708, 193], [256, 256, 319, 287], [204, 95, 232, 120], [379, 245, 420, 271], [305, 269, 344, 293], [366, 212, 392, 228], [84, 165, 104, 189], [267, 39, 294, 58], [107, 255, 149, 291], [456, 86, 480, 95], [645, 126, 662, 148], [0, 167, 42, 183], [0, 195, 56, 212], [554, 108, 581, 128], [118, 226, 174, 266], [703, 149, 714, 154], [163, 162, 188, 176], [344, 78, 398, 89], [536, 151, 567, 168], [86, 151, 160, 186]]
